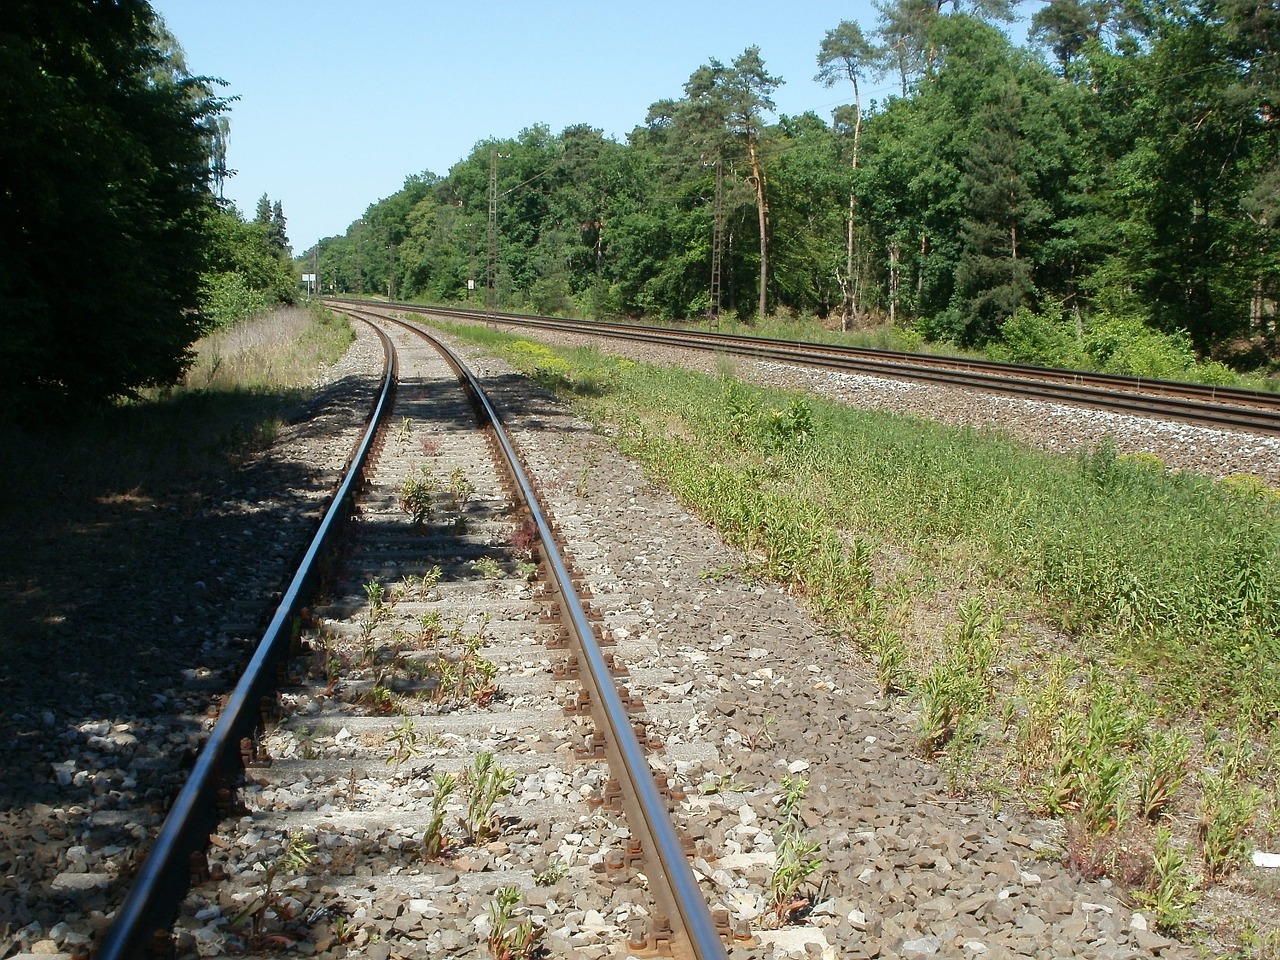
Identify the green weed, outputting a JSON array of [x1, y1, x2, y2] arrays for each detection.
[[533, 858, 567, 886], [1199, 771, 1261, 881], [486, 887, 545, 960], [400, 468, 436, 526], [423, 771, 457, 859], [385, 715, 423, 768], [471, 556, 504, 580], [871, 630, 909, 699], [230, 831, 316, 943], [1136, 828, 1199, 936], [917, 599, 1003, 759], [463, 751, 515, 843], [769, 776, 823, 926], [1135, 729, 1191, 823]]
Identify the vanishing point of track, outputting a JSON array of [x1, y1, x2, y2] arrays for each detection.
[[98, 312, 729, 959]]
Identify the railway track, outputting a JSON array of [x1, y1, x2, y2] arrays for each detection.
[[11, 305, 1229, 960], [327, 299, 1280, 438], [97, 316, 732, 959]]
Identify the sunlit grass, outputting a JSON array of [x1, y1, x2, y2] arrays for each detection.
[[441, 315, 1280, 723]]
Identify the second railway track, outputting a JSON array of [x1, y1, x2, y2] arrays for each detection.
[[329, 299, 1280, 439]]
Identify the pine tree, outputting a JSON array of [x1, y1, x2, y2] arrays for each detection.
[[954, 81, 1040, 342], [269, 200, 289, 254]]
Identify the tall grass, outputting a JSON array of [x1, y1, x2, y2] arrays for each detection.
[[184, 303, 354, 391], [1, 304, 355, 509]]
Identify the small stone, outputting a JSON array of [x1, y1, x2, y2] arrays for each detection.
[[50, 872, 111, 894], [902, 935, 941, 955], [1135, 929, 1174, 952]]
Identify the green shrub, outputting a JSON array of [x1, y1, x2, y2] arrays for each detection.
[[992, 306, 1087, 369], [1083, 313, 1196, 380], [199, 271, 270, 329]]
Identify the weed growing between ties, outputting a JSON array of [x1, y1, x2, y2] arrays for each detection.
[[423, 772, 458, 859], [769, 776, 824, 927], [228, 830, 316, 947], [486, 886, 546, 960], [417, 752, 517, 862], [303, 572, 502, 714], [438, 322, 1280, 953]]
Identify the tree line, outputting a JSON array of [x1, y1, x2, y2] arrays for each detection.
[[310, 0, 1278, 372], [1, 1, 296, 419]]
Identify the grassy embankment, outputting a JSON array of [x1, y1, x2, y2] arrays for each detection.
[[3, 303, 353, 491], [0, 303, 354, 648], [437, 318, 1280, 950]]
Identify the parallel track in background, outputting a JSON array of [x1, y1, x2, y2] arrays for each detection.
[[99, 313, 729, 960], [329, 298, 1280, 437]]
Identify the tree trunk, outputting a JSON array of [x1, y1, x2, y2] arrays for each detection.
[[843, 191, 856, 331], [917, 232, 927, 302], [889, 243, 900, 326], [747, 135, 769, 319], [844, 95, 863, 330]]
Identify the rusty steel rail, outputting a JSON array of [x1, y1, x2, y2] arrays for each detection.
[[96, 322, 398, 960], [330, 297, 1280, 437], [360, 308, 729, 960]]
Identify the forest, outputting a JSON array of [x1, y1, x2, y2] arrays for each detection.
[[3, 0, 1277, 420], [307, 0, 1279, 376], [0, 1, 296, 418]]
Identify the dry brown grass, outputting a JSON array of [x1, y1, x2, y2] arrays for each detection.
[[185, 304, 353, 391]]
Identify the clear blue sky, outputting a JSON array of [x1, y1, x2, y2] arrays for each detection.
[[152, 1, 1039, 254]]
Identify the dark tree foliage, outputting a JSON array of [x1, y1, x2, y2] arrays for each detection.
[[0, 0, 226, 418], [954, 81, 1039, 342]]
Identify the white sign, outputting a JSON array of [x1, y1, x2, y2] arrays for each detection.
[[302, 273, 317, 283]]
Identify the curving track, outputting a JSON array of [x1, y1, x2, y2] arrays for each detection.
[[9, 304, 1236, 960], [5, 300, 1239, 960]]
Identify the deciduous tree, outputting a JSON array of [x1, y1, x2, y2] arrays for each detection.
[[0, 0, 228, 416]]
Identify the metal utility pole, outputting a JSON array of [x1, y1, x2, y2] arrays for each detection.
[[709, 159, 724, 327], [487, 149, 499, 320], [355, 220, 364, 295], [467, 222, 478, 304]]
